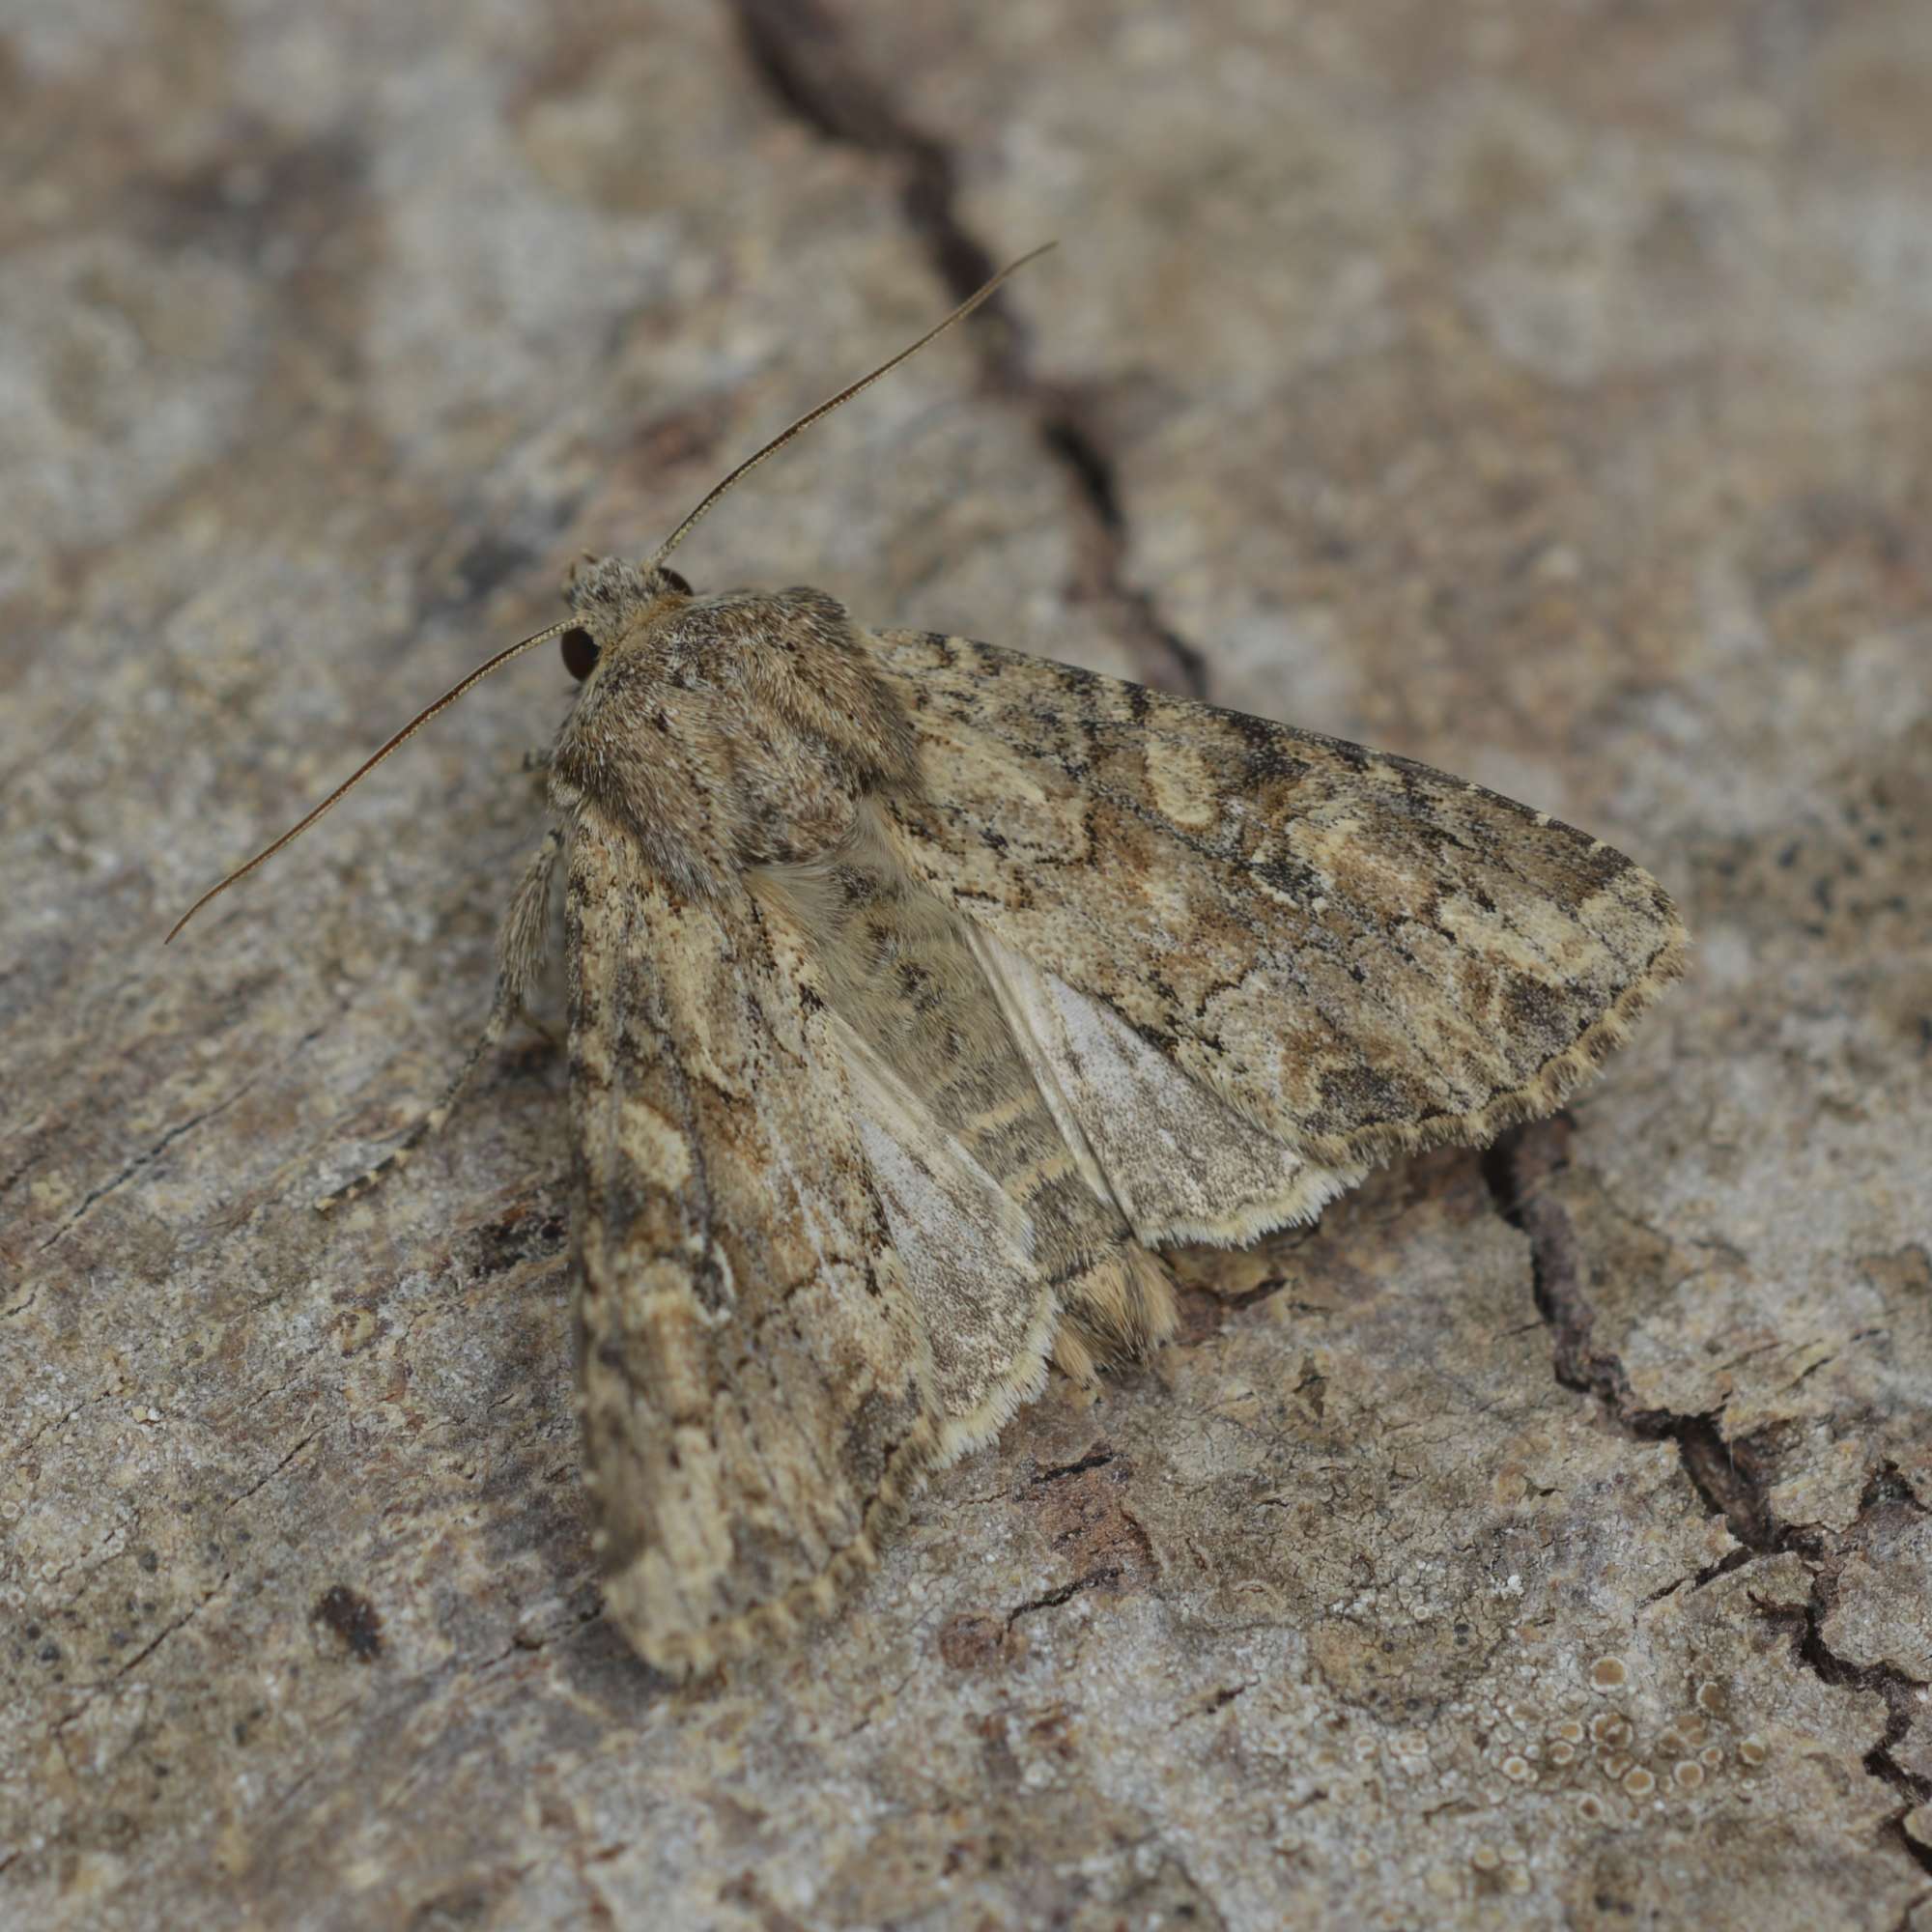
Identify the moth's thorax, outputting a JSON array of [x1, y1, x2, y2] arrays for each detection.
[[548, 578, 922, 893]]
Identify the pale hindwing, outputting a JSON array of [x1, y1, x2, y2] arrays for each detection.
[[867, 630, 1688, 1169], [966, 923, 1365, 1247], [828, 1020, 1062, 1444], [566, 811, 946, 1678], [750, 811, 1174, 1389]]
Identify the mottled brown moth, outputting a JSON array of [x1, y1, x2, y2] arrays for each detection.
[[173, 251, 1687, 1678]]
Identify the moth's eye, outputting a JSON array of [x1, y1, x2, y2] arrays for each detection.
[[657, 567, 692, 596], [560, 627, 600, 682]]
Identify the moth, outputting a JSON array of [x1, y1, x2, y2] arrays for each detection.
[[174, 250, 1686, 1679]]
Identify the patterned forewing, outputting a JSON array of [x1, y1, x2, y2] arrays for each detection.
[[867, 630, 1686, 1168], [565, 810, 937, 1675]]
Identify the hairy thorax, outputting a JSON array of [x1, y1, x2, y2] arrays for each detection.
[[546, 568, 921, 892]]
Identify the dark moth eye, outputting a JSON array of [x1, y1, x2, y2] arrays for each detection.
[[560, 627, 599, 682], [656, 566, 692, 595]]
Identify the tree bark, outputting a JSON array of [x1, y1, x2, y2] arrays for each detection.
[[4, 2, 1928, 1925]]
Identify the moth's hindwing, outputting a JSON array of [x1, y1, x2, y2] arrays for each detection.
[[967, 922, 1368, 1247], [867, 629, 1688, 1172]]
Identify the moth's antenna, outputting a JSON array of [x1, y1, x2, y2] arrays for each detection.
[[648, 242, 1055, 571], [169, 248, 1054, 945], [165, 616, 581, 944]]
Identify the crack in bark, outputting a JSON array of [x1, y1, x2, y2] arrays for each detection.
[[1485, 1118, 1931, 1877], [58, 1570, 236, 1707], [1752, 1574, 1932, 1879], [1481, 1119, 1780, 1558], [728, 0, 1209, 698], [32, 1020, 328, 1255], [1030, 1446, 1117, 1487], [35, 1095, 240, 1254], [224, 1429, 321, 1512], [1006, 1565, 1122, 1629], [1182, 1680, 1254, 1722]]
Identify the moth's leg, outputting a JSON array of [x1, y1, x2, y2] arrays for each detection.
[[511, 748, 564, 1043], [316, 825, 564, 1212]]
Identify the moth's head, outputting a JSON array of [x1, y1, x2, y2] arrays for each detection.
[[558, 555, 694, 682]]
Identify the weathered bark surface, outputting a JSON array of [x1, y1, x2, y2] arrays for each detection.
[[4, 2, 1929, 1926]]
